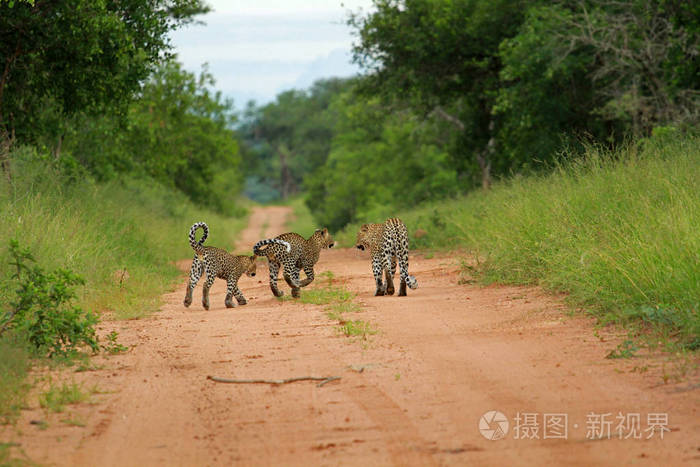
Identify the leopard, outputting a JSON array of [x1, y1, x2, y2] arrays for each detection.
[[355, 217, 417, 296], [183, 222, 263, 310], [253, 228, 335, 298]]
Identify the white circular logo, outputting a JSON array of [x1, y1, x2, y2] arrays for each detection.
[[479, 410, 509, 440]]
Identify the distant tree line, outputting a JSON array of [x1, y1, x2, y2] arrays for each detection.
[[242, 0, 698, 230]]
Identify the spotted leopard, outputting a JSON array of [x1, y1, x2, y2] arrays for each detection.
[[355, 218, 417, 296], [253, 228, 335, 298], [184, 222, 263, 310]]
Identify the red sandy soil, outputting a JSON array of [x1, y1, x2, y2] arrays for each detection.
[[2, 206, 699, 466]]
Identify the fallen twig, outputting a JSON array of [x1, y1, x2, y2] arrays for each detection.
[[207, 375, 340, 387]]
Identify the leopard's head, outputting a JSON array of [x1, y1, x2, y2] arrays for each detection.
[[356, 223, 380, 251], [313, 228, 336, 249]]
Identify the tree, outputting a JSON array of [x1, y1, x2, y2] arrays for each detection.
[[305, 91, 459, 230], [544, 0, 699, 134], [494, 4, 611, 167], [349, 0, 528, 188], [64, 60, 243, 214], [238, 78, 351, 201], [0, 0, 209, 146]]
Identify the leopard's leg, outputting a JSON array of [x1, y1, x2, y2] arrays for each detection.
[[372, 254, 385, 296], [202, 265, 215, 310], [384, 255, 397, 296], [283, 262, 302, 298], [268, 260, 284, 297], [184, 255, 202, 307], [226, 277, 246, 307], [299, 264, 315, 287]]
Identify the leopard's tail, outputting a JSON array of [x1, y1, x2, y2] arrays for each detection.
[[399, 261, 418, 290], [188, 222, 209, 255], [253, 238, 291, 256], [393, 219, 417, 290], [404, 272, 418, 290]]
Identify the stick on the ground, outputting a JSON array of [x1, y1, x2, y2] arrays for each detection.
[[207, 375, 341, 387]]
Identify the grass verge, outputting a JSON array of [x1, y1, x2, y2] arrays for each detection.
[[0, 146, 247, 320]]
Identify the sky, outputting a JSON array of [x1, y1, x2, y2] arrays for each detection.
[[169, 0, 375, 109]]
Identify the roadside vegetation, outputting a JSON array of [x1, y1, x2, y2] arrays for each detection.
[[0, 0, 247, 432]]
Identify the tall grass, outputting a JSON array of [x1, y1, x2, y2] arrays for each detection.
[[0, 147, 247, 320], [339, 134, 700, 348]]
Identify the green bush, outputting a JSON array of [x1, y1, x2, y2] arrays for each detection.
[[2, 240, 98, 358]]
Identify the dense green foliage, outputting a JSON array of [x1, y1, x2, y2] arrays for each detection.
[[3, 240, 99, 358], [0, 0, 208, 143], [239, 78, 350, 202], [243, 0, 698, 230], [1, 1, 244, 214], [350, 0, 699, 187], [305, 95, 460, 231], [64, 61, 243, 214], [338, 133, 699, 349]]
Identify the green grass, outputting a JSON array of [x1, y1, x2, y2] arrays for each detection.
[[0, 338, 30, 424], [0, 442, 29, 467], [277, 271, 354, 305], [339, 132, 700, 350], [280, 271, 372, 337], [339, 320, 377, 338], [296, 285, 354, 305], [0, 147, 247, 320], [326, 301, 362, 321], [39, 381, 90, 413]]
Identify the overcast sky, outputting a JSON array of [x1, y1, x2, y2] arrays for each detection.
[[169, 0, 375, 108]]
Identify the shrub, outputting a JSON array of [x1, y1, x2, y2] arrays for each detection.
[[1, 240, 98, 358]]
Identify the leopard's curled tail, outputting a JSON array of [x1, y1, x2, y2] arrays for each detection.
[[253, 238, 291, 256], [188, 222, 209, 256]]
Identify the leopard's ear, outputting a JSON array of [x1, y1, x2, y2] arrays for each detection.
[[249, 255, 256, 261], [360, 224, 369, 232], [322, 227, 328, 234]]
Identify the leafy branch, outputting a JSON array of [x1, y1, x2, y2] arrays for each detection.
[[1, 239, 99, 357]]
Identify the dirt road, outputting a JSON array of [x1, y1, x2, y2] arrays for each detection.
[[4, 206, 699, 466]]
